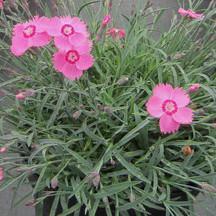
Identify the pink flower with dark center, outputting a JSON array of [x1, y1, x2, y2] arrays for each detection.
[[102, 15, 111, 27], [0, 146, 7, 153], [188, 83, 200, 93], [53, 42, 94, 80], [0, 167, 4, 181], [178, 8, 204, 20], [40, 16, 90, 50], [107, 28, 126, 39], [11, 16, 51, 56], [0, 0, 3, 9], [146, 84, 193, 134]]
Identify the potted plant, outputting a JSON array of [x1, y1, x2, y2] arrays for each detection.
[[0, 0, 216, 215]]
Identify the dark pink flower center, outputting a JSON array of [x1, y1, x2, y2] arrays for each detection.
[[23, 25, 36, 38], [65, 50, 80, 64], [61, 24, 74, 37], [162, 99, 178, 115]]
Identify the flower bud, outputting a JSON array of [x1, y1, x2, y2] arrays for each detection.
[[129, 193, 136, 202], [110, 159, 116, 165], [16, 89, 35, 100], [102, 15, 111, 27], [182, 145, 193, 156], [51, 177, 59, 189], [0, 146, 7, 153], [0, 167, 4, 181], [16, 92, 26, 100], [88, 172, 100, 188], [173, 52, 186, 60], [188, 84, 200, 93], [25, 199, 37, 207], [72, 110, 81, 120], [117, 76, 129, 85], [200, 182, 216, 193], [103, 106, 113, 115]]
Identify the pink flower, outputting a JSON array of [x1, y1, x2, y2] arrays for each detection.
[[0, 146, 7, 153], [0, 0, 3, 9], [102, 15, 111, 27], [0, 167, 4, 181], [178, 8, 204, 20], [53, 42, 94, 80], [107, 28, 126, 39], [146, 84, 193, 134], [188, 83, 200, 93], [40, 16, 90, 50], [11, 16, 51, 56]]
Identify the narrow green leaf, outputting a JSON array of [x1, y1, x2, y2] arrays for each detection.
[[115, 153, 150, 184]]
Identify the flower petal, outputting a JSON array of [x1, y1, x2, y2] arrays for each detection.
[[153, 84, 174, 100], [159, 114, 180, 134], [38, 16, 61, 36], [62, 64, 83, 80], [11, 36, 29, 56], [29, 32, 51, 47], [74, 39, 93, 55], [146, 96, 163, 118], [69, 33, 86, 46], [171, 87, 190, 107], [71, 17, 89, 37], [173, 107, 193, 124], [76, 54, 94, 70], [53, 51, 67, 72], [54, 36, 71, 50]]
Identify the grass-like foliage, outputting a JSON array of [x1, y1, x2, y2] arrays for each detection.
[[0, 0, 216, 215]]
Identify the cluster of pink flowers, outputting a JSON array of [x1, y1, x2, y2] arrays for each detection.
[[106, 28, 126, 39], [98, 14, 126, 40], [146, 83, 201, 134], [178, 8, 204, 20], [11, 16, 94, 80]]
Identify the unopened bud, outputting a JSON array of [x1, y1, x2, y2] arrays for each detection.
[[117, 76, 129, 85], [103, 106, 113, 115], [182, 145, 193, 156], [0, 167, 4, 181], [25, 199, 37, 207], [88, 172, 100, 188], [129, 193, 136, 202], [194, 109, 205, 115], [188, 84, 200, 93], [51, 177, 58, 189], [173, 52, 186, 60], [110, 159, 116, 165], [200, 182, 216, 193], [102, 15, 111, 27], [212, 123, 216, 128], [72, 111, 81, 120], [16, 89, 35, 100], [0, 146, 7, 153]]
